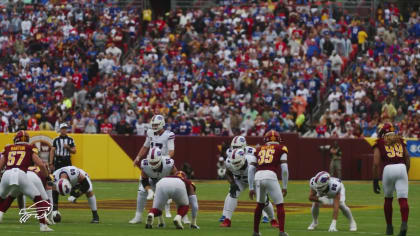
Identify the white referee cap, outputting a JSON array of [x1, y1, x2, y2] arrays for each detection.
[[59, 123, 70, 129]]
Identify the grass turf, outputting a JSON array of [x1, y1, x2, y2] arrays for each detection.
[[0, 180, 418, 236]]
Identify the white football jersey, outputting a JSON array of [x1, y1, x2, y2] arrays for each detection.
[[143, 129, 175, 155], [54, 166, 88, 187], [141, 156, 174, 179], [310, 177, 343, 199], [225, 154, 257, 183]]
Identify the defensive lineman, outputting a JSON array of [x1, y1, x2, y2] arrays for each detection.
[[131, 115, 176, 223], [373, 123, 410, 236], [52, 165, 99, 223], [220, 136, 278, 228], [130, 147, 177, 224], [307, 171, 357, 232], [249, 130, 289, 236]]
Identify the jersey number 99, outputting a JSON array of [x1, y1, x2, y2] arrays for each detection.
[[385, 143, 403, 158], [258, 149, 275, 165]]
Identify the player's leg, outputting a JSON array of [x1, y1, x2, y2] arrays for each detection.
[[83, 176, 99, 223], [265, 179, 286, 235], [221, 179, 243, 227], [338, 186, 356, 231], [147, 181, 168, 229], [383, 166, 396, 235], [253, 179, 267, 235], [0, 196, 16, 222], [165, 199, 172, 218], [395, 165, 409, 236], [172, 181, 189, 230], [262, 200, 278, 227], [129, 179, 148, 223], [308, 202, 320, 230]]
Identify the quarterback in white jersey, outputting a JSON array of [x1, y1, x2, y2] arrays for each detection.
[[308, 171, 356, 232], [220, 136, 278, 228], [52, 166, 99, 223], [129, 147, 177, 224]]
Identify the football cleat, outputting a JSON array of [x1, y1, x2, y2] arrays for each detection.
[[279, 232, 289, 236], [145, 213, 154, 229], [350, 220, 357, 232], [220, 218, 231, 227], [262, 216, 269, 223], [252, 232, 261, 236], [307, 221, 318, 230], [91, 217, 100, 223], [129, 214, 142, 224], [40, 224, 54, 232], [191, 224, 200, 229], [173, 215, 184, 229], [182, 215, 191, 224], [270, 219, 279, 228], [398, 222, 407, 236], [386, 224, 394, 235], [158, 223, 165, 228], [219, 215, 225, 222], [52, 211, 61, 223]]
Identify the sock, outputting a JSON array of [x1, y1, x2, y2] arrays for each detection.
[[47, 190, 53, 205], [165, 202, 171, 214], [222, 194, 238, 219], [33, 196, 46, 224], [135, 191, 147, 217], [312, 202, 319, 224], [149, 208, 162, 216], [52, 190, 59, 211], [339, 203, 354, 222], [177, 205, 189, 217], [263, 201, 275, 220], [384, 198, 393, 225], [398, 198, 409, 223], [17, 195, 25, 209], [253, 203, 264, 233], [276, 203, 285, 232], [88, 195, 97, 211], [0, 197, 14, 213]]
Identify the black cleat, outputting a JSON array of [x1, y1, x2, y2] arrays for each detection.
[[397, 230, 407, 236], [158, 223, 165, 228], [386, 224, 394, 235], [145, 224, 153, 229], [398, 222, 407, 236], [91, 217, 100, 223]]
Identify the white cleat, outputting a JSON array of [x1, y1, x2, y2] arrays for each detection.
[[173, 215, 184, 229], [307, 221, 318, 230], [40, 224, 54, 232], [182, 215, 191, 224], [145, 213, 154, 229], [350, 221, 357, 231], [129, 214, 142, 224]]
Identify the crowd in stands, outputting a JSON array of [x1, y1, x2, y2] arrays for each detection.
[[0, 0, 418, 138]]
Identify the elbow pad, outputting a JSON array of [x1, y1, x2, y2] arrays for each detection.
[[141, 177, 151, 188], [280, 163, 289, 189], [79, 178, 91, 193]]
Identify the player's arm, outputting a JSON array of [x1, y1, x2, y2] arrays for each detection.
[[0, 153, 5, 170], [225, 169, 234, 185], [188, 183, 199, 226], [170, 165, 178, 175], [49, 146, 55, 170], [141, 170, 151, 190], [32, 153, 48, 177], [328, 193, 340, 232], [372, 147, 382, 194], [167, 135, 175, 158], [403, 146, 410, 172], [280, 151, 289, 197], [248, 161, 257, 200], [308, 189, 320, 202], [64, 139, 76, 154], [134, 137, 151, 166]]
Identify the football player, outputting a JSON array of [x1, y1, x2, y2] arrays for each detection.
[[131, 115, 176, 223], [307, 171, 357, 232], [130, 147, 177, 225], [146, 171, 199, 230], [249, 130, 289, 236], [372, 123, 410, 236], [52, 165, 99, 223], [219, 136, 278, 228], [0, 131, 53, 232]]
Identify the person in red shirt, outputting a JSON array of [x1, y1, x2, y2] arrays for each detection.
[[372, 123, 410, 236], [100, 118, 113, 134], [249, 130, 289, 236]]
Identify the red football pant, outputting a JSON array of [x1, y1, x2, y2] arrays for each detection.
[[149, 208, 162, 217], [177, 205, 189, 217], [33, 196, 47, 224], [0, 196, 14, 213], [398, 198, 409, 222], [253, 203, 265, 233], [277, 203, 285, 232], [384, 198, 393, 225]]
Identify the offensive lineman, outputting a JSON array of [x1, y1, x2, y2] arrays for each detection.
[[131, 147, 177, 225], [249, 130, 289, 236], [130, 115, 176, 223], [372, 123, 410, 236], [0, 131, 53, 231], [146, 171, 199, 229], [219, 136, 278, 228], [307, 171, 357, 232], [52, 165, 99, 223]]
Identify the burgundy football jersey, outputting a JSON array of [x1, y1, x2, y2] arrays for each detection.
[[373, 138, 406, 166], [256, 143, 288, 176], [3, 143, 38, 172], [28, 166, 47, 187]]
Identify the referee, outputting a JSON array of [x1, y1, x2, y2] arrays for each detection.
[[49, 123, 76, 170]]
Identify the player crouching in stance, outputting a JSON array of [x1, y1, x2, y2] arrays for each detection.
[[249, 130, 289, 236], [220, 136, 278, 228], [307, 171, 357, 232], [146, 171, 199, 230], [0, 130, 53, 232], [52, 166, 99, 223], [130, 147, 177, 224], [372, 123, 410, 236]]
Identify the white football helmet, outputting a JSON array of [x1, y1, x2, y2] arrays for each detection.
[[147, 147, 163, 170], [231, 136, 247, 150], [56, 178, 72, 196], [150, 115, 165, 132], [314, 171, 331, 193], [230, 149, 246, 171]]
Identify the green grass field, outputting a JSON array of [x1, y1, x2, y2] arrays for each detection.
[[0, 180, 418, 236]]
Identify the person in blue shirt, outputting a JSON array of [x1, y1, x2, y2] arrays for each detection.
[[178, 116, 192, 135]]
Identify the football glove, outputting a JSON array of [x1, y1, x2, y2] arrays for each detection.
[[373, 179, 380, 194], [229, 183, 240, 198], [147, 189, 154, 200], [70, 185, 83, 198], [68, 196, 77, 203], [328, 220, 338, 232]]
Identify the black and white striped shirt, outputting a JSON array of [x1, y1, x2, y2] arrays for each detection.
[[53, 135, 75, 157]]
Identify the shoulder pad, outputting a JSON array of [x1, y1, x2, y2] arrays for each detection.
[[146, 129, 154, 137], [246, 146, 256, 155], [166, 131, 175, 140], [163, 157, 174, 166], [245, 154, 257, 164]]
